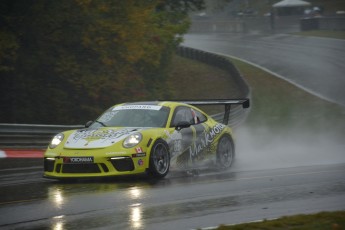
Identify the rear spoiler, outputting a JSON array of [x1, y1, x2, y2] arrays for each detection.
[[178, 99, 250, 125]]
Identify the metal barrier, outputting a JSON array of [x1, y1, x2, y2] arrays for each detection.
[[0, 123, 83, 149], [176, 46, 250, 97], [301, 17, 345, 31], [0, 46, 251, 149]]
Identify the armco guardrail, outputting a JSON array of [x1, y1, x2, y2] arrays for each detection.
[[0, 46, 250, 149], [0, 123, 83, 149], [189, 20, 245, 33], [176, 46, 250, 128], [176, 46, 250, 97]]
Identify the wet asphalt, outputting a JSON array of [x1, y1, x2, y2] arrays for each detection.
[[183, 33, 345, 107], [1, 32, 345, 229]]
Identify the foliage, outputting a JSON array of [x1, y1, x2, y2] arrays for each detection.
[[0, 0, 204, 124]]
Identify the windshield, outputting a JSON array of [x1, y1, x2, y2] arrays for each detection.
[[90, 105, 170, 128]]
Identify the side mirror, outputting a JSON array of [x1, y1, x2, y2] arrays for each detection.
[[175, 121, 191, 131], [85, 120, 93, 128]]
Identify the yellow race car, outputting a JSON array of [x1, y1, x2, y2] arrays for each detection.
[[44, 100, 249, 179]]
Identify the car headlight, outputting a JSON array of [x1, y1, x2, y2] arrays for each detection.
[[49, 133, 64, 149], [123, 133, 142, 148]]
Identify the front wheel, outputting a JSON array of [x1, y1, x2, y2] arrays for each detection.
[[216, 135, 235, 170], [148, 140, 170, 178]]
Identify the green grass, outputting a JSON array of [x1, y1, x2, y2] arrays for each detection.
[[216, 211, 345, 230], [230, 57, 345, 137], [168, 55, 242, 99], [168, 55, 243, 114]]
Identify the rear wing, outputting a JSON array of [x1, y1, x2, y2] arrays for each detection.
[[178, 99, 250, 125]]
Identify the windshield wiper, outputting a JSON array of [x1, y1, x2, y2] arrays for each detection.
[[94, 120, 107, 127]]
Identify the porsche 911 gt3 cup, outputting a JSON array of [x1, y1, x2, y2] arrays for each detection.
[[44, 99, 249, 179]]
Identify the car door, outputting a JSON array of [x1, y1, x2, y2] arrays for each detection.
[[170, 106, 208, 168], [189, 108, 209, 164]]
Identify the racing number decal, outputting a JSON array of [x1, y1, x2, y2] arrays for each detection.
[[173, 139, 182, 152]]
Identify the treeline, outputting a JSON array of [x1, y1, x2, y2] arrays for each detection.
[[0, 0, 204, 124]]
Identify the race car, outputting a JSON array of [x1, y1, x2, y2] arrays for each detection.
[[44, 99, 249, 179]]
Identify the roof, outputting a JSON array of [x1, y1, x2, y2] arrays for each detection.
[[273, 0, 311, 8]]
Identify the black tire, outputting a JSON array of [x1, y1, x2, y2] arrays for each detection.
[[148, 139, 170, 178], [216, 135, 235, 170]]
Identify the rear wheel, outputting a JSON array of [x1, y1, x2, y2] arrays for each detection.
[[148, 140, 170, 178], [217, 135, 234, 170]]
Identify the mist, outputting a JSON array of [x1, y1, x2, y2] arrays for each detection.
[[233, 125, 345, 171]]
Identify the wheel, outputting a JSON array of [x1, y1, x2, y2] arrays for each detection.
[[216, 135, 234, 169], [148, 139, 170, 178]]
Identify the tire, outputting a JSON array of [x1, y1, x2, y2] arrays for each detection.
[[216, 135, 235, 170], [148, 139, 170, 178]]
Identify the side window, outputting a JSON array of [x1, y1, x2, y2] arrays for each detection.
[[171, 106, 207, 127], [171, 106, 193, 127]]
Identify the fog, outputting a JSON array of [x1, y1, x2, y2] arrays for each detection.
[[234, 125, 345, 171], [185, 1, 345, 172]]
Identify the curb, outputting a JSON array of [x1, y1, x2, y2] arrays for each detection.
[[0, 149, 44, 158]]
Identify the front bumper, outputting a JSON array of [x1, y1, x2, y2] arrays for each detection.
[[43, 154, 148, 179]]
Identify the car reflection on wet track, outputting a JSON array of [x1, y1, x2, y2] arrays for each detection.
[[0, 159, 345, 230]]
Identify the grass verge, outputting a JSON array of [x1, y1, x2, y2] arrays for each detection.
[[168, 55, 243, 114], [216, 211, 345, 230], [168, 55, 242, 99], [230, 57, 345, 138]]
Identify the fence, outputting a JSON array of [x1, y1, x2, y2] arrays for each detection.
[[0, 46, 250, 149]]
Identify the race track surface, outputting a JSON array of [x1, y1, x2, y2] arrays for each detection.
[[1, 33, 345, 229], [183, 33, 345, 107], [0, 160, 345, 230]]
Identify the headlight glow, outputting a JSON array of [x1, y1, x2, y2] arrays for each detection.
[[123, 133, 142, 148], [49, 133, 64, 149]]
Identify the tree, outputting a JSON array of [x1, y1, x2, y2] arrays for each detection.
[[0, 0, 204, 124]]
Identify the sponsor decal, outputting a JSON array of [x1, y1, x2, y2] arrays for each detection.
[[105, 151, 126, 155], [189, 123, 225, 158], [63, 157, 94, 164], [73, 128, 130, 142], [138, 159, 144, 166], [65, 128, 145, 149], [135, 147, 143, 153], [113, 105, 162, 111], [132, 153, 146, 158]]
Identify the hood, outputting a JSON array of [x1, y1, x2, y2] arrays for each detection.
[[64, 127, 145, 149]]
